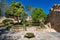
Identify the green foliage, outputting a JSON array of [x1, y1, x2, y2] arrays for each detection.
[[10, 2, 24, 16], [2, 19, 14, 25], [5, 7, 13, 17], [2, 19, 14, 30], [5, 2, 26, 24], [31, 8, 47, 22], [22, 21, 29, 27], [5, 2, 24, 17], [24, 33, 35, 38], [15, 6, 24, 16], [22, 20, 29, 31], [21, 12, 27, 21], [5, 25, 12, 30], [5, 2, 26, 19], [5, 2, 28, 31]]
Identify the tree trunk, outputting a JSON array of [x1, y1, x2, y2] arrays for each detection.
[[17, 15, 19, 24], [24, 26, 27, 31]]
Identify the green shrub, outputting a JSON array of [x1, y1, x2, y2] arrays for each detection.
[[2, 19, 14, 25], [22, 21, 29, 27], [24, 33, 35, 39], [5, 25, 12, 30]]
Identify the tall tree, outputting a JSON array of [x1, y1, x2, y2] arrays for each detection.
[[31, 8, 47, 22], [5, 2, 23, 24], [5, 2, 27, 24]]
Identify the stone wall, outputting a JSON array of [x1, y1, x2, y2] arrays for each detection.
[[48, 4, 60, 32]]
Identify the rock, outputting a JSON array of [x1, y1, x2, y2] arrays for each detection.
[[48, 4, 60, 32], [1, 31, 60, 40]]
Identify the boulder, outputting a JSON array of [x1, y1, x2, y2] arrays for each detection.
[[48, 4, 60, 32]]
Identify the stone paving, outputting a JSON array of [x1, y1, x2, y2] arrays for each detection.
[[1, 31, 60, 40]]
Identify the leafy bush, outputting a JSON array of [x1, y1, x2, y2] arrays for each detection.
[[24, 33, 35, 39], [5, 25, 12, 30], [2, 19, 14, 30], [2, 19, 14, 25], [22, 21, 29, 27]]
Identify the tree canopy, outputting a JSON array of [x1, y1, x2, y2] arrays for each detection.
[[31, 8, 47, 22], [5, 2, 27, 24]]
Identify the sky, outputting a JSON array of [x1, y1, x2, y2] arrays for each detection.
[[7, 0, 60, 14]]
